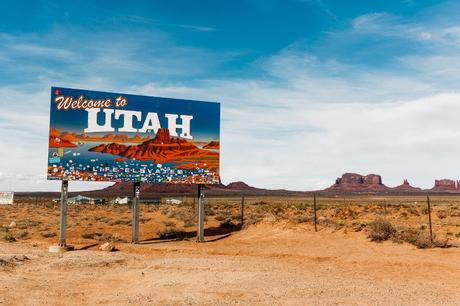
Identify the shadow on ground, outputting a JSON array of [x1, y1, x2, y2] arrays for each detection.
[[139, 223, 242, 244]]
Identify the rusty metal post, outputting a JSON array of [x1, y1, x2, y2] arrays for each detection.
[[314, 193, 318, 232], [427, 195, 433, 243], [241, 194, 245, 226]]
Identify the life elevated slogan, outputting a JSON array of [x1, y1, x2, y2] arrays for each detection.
[[47, 87, 220, 184]]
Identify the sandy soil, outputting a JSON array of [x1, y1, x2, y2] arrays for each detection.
[[1, 221, 459, 306]]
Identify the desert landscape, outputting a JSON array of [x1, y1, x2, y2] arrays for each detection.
[[3, 2, 460, 305], [1, 194, 460, 305]]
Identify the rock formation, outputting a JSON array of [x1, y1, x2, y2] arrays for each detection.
[[326, 173, 388, 192], [431, 179, 460, 192], [49, 128, 77, 148], [88, 128, 218, 169], [226, 181, 257, 190], [203, 141, 220, 149], [392, 179, 422, 192]]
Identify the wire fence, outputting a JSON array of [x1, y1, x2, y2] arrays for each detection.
[[2, 194, 459, 247]]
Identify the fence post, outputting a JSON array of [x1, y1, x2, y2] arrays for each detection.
[[427, 195, 433, 243], [241, 194, 245, 226], [313, 193, 318, 232]]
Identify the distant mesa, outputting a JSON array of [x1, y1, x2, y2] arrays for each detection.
[[203, 141, 220, 149], [431, 179, 460, 192], [80, 173, 460, 196], [49, 129, 151, 144], [326, 173, 388, 192], [226, 181, 257, 190], [91, 180, 304, 197], [89, 128, 219, 170], [392, 179, 422, 192], [325, 173, 460, 193]]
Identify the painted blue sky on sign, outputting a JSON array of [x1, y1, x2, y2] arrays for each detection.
[[49, 87, 220, 141], [1, 1, 460, 191]]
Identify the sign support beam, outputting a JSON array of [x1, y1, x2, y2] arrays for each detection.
[[49, 179, 74, 252], [197, 184, 205, 242], [132, 182, 141, 244]]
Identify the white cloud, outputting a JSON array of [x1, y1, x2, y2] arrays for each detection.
[[127, 21, 460, 190], [351, 11, 460, 47], [178, 24, 216, 32], [3, 8, 460, 192]]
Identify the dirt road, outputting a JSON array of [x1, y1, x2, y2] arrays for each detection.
[[1, 222, 459, 305]]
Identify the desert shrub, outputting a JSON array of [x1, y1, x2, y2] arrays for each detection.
[[407, 208, 420, 216], [351, 221, 366, 232], [17, 220, 41, 229], [166, 209, 192, 221], [367, 218, 396, 242], [40, 231, 56, 238], [140, 217, 151, 223], [81, 232, 126, 243], [214, 214, 228, 222], [94, 216, 111, 223], [393, 228, 449, 249], [436, 210, 447, 219], [293, 215, 309, 223], [219, 220, 236, 228], [2, 232, 16, 242], [183, 219, 194, 227], [109, 219, 131, 226], [81, 232, 98, 239], [18, 231, 28, 239], [146, 205, 159, 212], [157, 226, 187, 239], [164, 221, 176, 227], [245, 213, 264, 225]]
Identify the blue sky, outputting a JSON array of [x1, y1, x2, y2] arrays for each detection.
[[2, 0, 460, 191]]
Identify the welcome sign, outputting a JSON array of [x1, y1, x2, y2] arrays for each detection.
[[47, 87, 220, 184]]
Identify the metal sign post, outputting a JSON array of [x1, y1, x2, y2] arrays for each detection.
[[49, 179, 74, 252], [197, 184, 205, 242], [132, 182, 141, 244]]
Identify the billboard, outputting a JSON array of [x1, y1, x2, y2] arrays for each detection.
[[0, 192, 14, 205], [47, 87, 220, 184]]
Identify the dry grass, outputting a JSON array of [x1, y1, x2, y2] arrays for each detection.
[[157, 226, 187, 240], [0, 194, 459, 248], [367, 218, 396, 242]]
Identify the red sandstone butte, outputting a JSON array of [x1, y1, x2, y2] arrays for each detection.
[[326, 173, 388, 192], [48, 128, 77, 148], [88, 128, 218, 166], [431, 179, 460, 192], [203, 141, 220, 149], [392, 179, 422, 192]]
